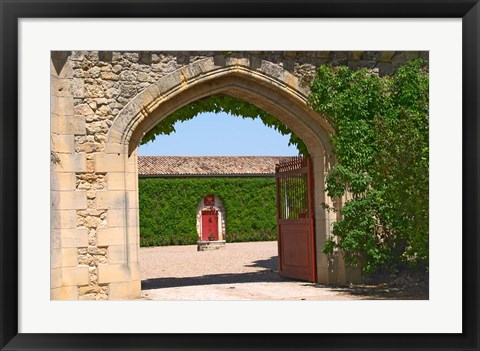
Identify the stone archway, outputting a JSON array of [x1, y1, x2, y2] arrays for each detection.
[[51, 51, 416, 299], [100, 56, 340, 299]]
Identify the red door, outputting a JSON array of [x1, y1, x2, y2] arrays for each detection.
[[275, 157, 316, 282], [201, 210, 218, 241]]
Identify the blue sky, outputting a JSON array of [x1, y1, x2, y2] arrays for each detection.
[[138, 112, 300, 156]]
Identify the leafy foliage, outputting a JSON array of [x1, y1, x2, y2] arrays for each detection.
[[139, 177, 278, 246], [308, 59, 429, 274], [140, 94, 308, 155]]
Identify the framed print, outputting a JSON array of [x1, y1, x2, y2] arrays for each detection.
[[1, 1, 479, 350]]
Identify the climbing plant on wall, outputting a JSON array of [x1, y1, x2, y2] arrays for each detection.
[[138, 177, 278, 247], [308, 59, 429, 274], [140, 94, 308, 156]]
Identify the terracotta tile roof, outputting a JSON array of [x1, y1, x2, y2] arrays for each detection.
[[138, 156, 296, 176]]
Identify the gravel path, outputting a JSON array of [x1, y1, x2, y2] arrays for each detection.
[[139, 241, 368, 300]]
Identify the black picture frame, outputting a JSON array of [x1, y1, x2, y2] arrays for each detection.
[[1, 1, 478, 350]]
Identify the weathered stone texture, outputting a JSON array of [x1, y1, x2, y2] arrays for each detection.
[[52, 50, 427, 300], [72, 51, 414, 152]]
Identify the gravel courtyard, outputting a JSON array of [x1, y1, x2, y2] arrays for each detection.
[[139, 241, 387, 300]]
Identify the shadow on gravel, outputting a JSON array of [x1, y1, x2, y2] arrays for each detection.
[[244, 256, 278, 270], [327, 268, 429, 300], [328, 285, 429, 300], [142, 256, 294, 290]]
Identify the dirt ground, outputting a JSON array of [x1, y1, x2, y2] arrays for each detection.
[[139, 241, 428, 300]]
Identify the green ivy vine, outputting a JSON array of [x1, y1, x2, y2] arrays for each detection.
[[140, 94, 307, 155], [139, 177, 278, 246], [308, 59, 429, 274]]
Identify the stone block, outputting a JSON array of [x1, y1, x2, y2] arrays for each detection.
[[51, 134, 75, 153], [107, 208, 138, 228], [62, 266, 89, 286], [50, 171, 77, 191], [107, 245, 126, 264], [97, 264, 130, 284], [348, 51, 364, 61], [51, 229, 61, 249], [335, 266, 346, 285], [376, 62, 394, 76], [405, 51, 420, 60], [51, 209, 79, 230], [51, 190, 87, 210], [108, 280, 141, 300], [128, 244, 139, 263], [74, 103, 95, 116], [51, 268, 62, 289], [316, 51, 331, 59], [51, 76, 72, 97], [96, 191, 125, 210], [138, 84, 161, 106], [128, 229, 139, 245], [155, 70, 182, 95], [225, 56, 249, 68], [105, 208, 125, 228], [70, 51, 85, 61], [51, 248, 62, 269], [51, 114, 86, 136], [345, 266, 362, 284], [51, 95, 74, 116], [50, 55, 73, 79], [379, 51, 396, 62], [62, 248, 79, 267], [213, 54, 226, 66], [315, 251, 330, 268], [181, 62, 205, 81], [95, 153, 125, 172], [51, 152, 87, 173], [107, 172, 126, 191], [51, 286, 79, 300], [51, 228, 89, 248], [97, 227, 125, 246]]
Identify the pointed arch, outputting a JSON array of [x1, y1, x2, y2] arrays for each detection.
[[96, 54, 352, 298], [107, 56, 333, 157]]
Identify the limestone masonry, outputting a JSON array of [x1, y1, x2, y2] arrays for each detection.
[[51, 51, 426, 300]]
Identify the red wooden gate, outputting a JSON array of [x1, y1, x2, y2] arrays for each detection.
[[275, 156, 316, 282]]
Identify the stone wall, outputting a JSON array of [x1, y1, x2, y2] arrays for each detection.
[[70, 50, 427, 161], [71, 50, 427, 151], [51, 51, 427, 300]]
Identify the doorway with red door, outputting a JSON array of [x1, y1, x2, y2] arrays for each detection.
[[201, 209, 219, 241], [196, 195, 226, 249]]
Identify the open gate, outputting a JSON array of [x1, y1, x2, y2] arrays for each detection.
[[275, 156, 316, 282]]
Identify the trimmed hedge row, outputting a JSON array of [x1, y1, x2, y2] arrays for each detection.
[[138, 177, 278, 247]]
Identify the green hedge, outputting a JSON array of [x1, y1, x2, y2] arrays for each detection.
[[138, 177, 278, 247]]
